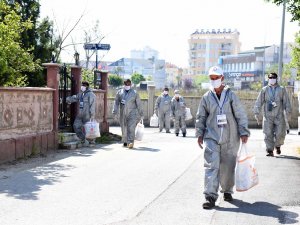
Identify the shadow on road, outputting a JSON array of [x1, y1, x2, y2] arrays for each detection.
[[0, 163, 75, 201], [133, 147, 160, 152], [216, 199, 299, 224], [275, 155, 300, 160]]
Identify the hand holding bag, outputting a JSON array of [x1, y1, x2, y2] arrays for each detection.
[[185, 107, 193, 121], [150, 114, 159, 127], [84, 120, 101, 139], [135, 119, 144, 141], [235, 143, 259, 192]]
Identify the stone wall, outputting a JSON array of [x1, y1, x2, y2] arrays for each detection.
[[0, 87, 57, 163], [107, 88, 299, 128]]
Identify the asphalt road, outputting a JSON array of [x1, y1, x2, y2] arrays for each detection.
[[0, 127, 299, 225]]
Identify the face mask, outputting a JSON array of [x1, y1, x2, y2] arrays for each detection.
[[210, 78, 222, 89], [175, 94, 180, 98], [268, 78, 277, 86], [124, 85, 131, 91], [163, 91, 168, 95], [81, 86, 86, 92]]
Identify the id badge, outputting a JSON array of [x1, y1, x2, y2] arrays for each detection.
[[164, 100, 169, 105], [217, 114, 227, 125]]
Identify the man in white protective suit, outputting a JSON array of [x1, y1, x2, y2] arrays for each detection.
[[195, 66, 250, 209]]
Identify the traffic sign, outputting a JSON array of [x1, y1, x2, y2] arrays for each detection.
[[84, 43, 111, 50]]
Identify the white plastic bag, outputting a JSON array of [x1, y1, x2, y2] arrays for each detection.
[[150, 114, 159, 127], [185, 107, 193, 121], [84, 120, 101, 139], [135, 119, 144, 141], [235, 143, 259, 192]]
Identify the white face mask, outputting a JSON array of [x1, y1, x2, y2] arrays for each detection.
[[210, 78, 222, 89], [268, 78, 277, 86], [163, 91, 168, 95], [124, 85, 131, 91], [175, 94, 180, 98], [81, 86, 86, 92]]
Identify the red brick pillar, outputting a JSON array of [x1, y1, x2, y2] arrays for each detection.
[[70, 66, 82, 127], [43, 63, 60, 132], [100, 71, 109, 133]]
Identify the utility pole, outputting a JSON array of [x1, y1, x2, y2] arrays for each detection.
[[278, 0, 286, 81]]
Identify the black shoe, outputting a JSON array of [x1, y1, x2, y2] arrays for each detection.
[[123, 143, 127, 147], [166, 130, 171, 133], [276, 146, 281, 155], [223, 193, 233, 202], [183, 133, 186, 137], [202, 197, 215, 209], [176, 133, 179, 136], [266, 150, 274, 157], [287, 130, 289, 134]]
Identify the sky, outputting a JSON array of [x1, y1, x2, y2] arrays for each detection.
[[39, 0, 299, 68]]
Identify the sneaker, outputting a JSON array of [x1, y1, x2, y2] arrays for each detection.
[[276, 146, 281, 155], [123, 143, 127, 147], [166, 130, 171, 133], [286, 130, 289, 134], [89, 140, 96, 147], [183, 133, 186, 137], [159, 129, 162, 132], [128, 143, 134, 149], [223, 193, 233, 202], [266, 150, 274, 157], [175, 133, 179, 136], [202, 197, 215, 209]]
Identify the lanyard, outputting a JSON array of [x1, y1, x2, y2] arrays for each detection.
[[211, 90, 229, 114], [268, 86, 277, 101]]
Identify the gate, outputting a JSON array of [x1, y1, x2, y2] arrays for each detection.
[[59, 64, 72, 130]]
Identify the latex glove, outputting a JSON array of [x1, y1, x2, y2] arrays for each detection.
[[113, 114, 118, 120], [140, 116, 144, 121], [254, 114, 260, 125], [90, 115, 95, 121], [154, 110, 158, 116], [197, 136, 203, 149]]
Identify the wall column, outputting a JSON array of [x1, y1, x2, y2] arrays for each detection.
[[43, 63, 60, 132], [100, 71, 109, 133], [147, 85, 155, 120]]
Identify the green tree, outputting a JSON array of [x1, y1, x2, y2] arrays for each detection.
[[108, 74, 123, 88], [131, 73, 145, 85], [0, 1, 40, 86], [265, 0, 300, 23], [290, 32, 300, 80], [6, 0, 59, 86]]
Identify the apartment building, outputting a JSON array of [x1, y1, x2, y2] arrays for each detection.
[[188, 28, 241, 75]]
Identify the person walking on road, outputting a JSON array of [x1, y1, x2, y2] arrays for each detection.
[[171, 90, 187, 137], [66, 81, 96, 146], [254, 72, 292, 156], [195, 66, 250, 209], [112, 79, 144, 149], [154, 87, 172, 133]]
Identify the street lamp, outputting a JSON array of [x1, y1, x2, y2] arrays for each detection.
[[74, 52, 80, 66], [278, 0, 286, 81]]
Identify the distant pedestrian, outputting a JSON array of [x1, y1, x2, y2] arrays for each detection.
[[112, 79, 144, 149], [171, 90, 187, 137], [154, 87, 172, 133], [195, 66, 250, 209], [66, 81, 96, 146], [254, 72, 292, 156]]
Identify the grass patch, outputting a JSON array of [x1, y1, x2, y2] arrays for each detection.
[[95, 132, 122, 144]]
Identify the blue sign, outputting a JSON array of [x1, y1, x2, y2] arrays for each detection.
[[84, 43, 111, 50]]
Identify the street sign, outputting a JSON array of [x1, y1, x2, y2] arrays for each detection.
[[84, 43, 111, 50]]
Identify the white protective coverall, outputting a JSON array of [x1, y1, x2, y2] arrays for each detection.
[[195, 86, 250, 201], [66, 88, 96, 141], [254, 85, 292, 150], [155, 94, 172, 132], [171, 95, 187, 135], [112, 88, 143, 144]]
